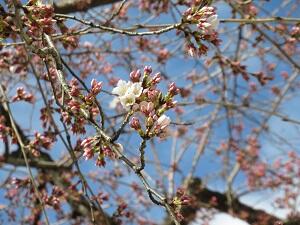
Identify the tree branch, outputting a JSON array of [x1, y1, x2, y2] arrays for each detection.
[[165, 178, 300, 225], [53, 0, 122, 14]]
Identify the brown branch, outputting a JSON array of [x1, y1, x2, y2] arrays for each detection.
[[0, 103, 114, 225], [165, 178, 300, 225], [0, 85, 50, 225], [53, 0, 122, 14]]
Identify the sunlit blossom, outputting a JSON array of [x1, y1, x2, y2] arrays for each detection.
[[112, 80, 143, 109]]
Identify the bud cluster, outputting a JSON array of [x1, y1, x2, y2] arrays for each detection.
[[12, 87, 35, 103], [27, 132, 55, 157], [23, 4, 55, 37], [61, 78, 103, 135], [81, 136, 118, 167], [182, 6, 220, 57], [43, 186, 64, 210], [171, 188, 192, 221], [111, 66, 179, 139]]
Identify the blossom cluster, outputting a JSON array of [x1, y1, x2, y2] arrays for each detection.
[[112, 66, 178, 139], [171, 188, 192, 221], [12, 87, 35, 103], [60, 78, 103, 135], [112, 80, 143, 109], [80, 136, 119, 167], [182, 5, 220, 57], [27, 132, 55, 157], [79, 66, 178, 167], [23, 4, 55, 37]]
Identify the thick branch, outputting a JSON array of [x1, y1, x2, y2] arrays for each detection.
[[0, 104, 114, 225], [53, 0, 121, 14], [165, 178, 299, 225]]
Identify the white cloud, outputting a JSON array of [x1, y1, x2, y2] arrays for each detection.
[[210, 213, 249, 225], [190, 212, 249, 225]]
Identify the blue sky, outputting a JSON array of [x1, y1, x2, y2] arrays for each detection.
[[1, 0, 300, 224]]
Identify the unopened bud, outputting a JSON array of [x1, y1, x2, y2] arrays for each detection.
[[130, 117, 141, 130], [144, 66, 152, 75], [130, 70, 141, 82]]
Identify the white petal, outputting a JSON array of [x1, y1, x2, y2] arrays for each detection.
[[112, 80, 130, 96], [120, 93, 136, 108], [129, 82, 143, 97], [207, 15, 219, 30]]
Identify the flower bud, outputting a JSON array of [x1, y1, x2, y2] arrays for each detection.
[[156, 114, 171, 130], [83, 147, 94, 160], [168, 82, 179, 96], [130, 70, 141, 82], [144, 66, 152, 75], [91, 79, 102, 95], [130, 117, 141, 130], [140, 101, 154, 116], [152, 72, 162, 84]]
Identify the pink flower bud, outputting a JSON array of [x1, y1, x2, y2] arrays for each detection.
[[91, 79, 102, 95], [166, 100, 177, 109], [140, 101, 154, 115], [168, 82, 179, 96], [187, 44, 197, 57], [70, 86, 80, 97], [102, 146, 115, 158], [81, 137, 93, 148], [130, 117, 141, 130], [152, 72, 162, 84], [130, 70, 141, 82], [83, 147, 94, 160], [144, 66, 152, 75], [95, 158, 106, 167], [147, 89, 159, 101]]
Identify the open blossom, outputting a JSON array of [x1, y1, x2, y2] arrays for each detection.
[[112, 80, 130, 96], [205, 15, 219, 31], [198, 14, 219, 33], [120, 93, 136, 108], [156, 115, 171, 130], [112, 80, 143, 109], [129, 82, 143, 97]]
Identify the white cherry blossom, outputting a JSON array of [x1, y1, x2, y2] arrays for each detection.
[[128, 82, 143, 97], [206, 15, 219, 31], [156, 115, 171, 130], [111, 79, 143, 109], [112, 80, 131, 96], [120, 92, 136, 108]]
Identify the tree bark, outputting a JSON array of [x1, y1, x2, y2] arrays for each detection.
[[164, 178, 299, 225], [53, 0, 122, 14], [0, 103, 115, 225]]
